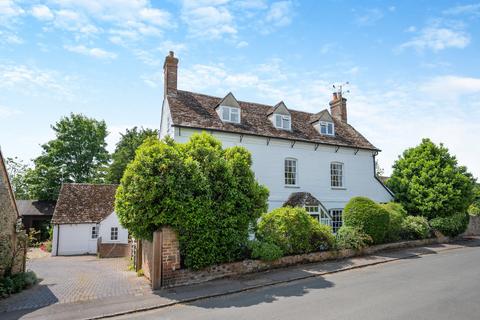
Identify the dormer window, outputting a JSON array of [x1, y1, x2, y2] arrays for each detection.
[[221, 106, 240, 123], [319, 121, 334, 136], [275, 114, 291, 130]]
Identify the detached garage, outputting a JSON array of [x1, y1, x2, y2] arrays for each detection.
[[51, 183, 128, 256]]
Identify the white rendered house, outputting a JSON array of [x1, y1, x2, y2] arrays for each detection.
[[159, 52, 393, 232], [51, 184, 128, 256]]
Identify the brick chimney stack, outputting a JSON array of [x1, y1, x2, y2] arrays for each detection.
[[164, 51, 178, 97], [329, 92, 347, 123]]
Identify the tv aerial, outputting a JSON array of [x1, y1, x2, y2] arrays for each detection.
[[332, 81, 350, 96]]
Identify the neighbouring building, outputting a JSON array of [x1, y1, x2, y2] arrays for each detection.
[[159, 52, 393, 232], [17, 200, 55, 241], [0, 148, 25, 277], [51, 183, 129, 257]]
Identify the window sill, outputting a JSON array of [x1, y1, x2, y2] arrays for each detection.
[[285, 185, 300, 189], [331, 187, 347, 190]]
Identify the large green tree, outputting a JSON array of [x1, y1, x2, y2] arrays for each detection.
[[115, 133, 269, 270], [27, 113, 109, 200], [387, 138, 476, 219], [106, 127, 157, 184], [5, 157, 31, 199]]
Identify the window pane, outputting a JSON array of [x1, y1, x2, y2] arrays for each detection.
[[327, 123, 333, 135], [275, 115, 282, 127], [320, 123, 327, 134], [231, 112, 239, 123], [331, 163, 343, 187], [283, 116, 291, 129], [330, 209, 343, 233], [222, 107, 230, 121], [284, 159, 297, 185]]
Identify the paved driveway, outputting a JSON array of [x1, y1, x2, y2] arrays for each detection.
[[0, 253, 151, 313]]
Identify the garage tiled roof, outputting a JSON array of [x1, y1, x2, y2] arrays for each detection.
[[52, 184, 118, 224], [167, 90, 378, 151], [16, 200, 56, 216]]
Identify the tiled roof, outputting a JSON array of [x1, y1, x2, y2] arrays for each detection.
[[51, 184, 118, 224], [283, 192, 321, 207], [16, 200, 56, 216], [167, 90, 378, 151]]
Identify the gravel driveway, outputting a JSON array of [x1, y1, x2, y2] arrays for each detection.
[[0, 253, 151, 313]]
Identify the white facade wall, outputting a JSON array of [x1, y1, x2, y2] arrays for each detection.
[[52, 223, 97, 256], [99, 212, 129, 244], [166, 126, 392, 211]]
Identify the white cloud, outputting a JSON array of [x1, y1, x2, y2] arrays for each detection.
[[398, 24, 470, 52], [420, 75, 480, 100], [181, 2, 237, 39], [0, 64, 73, 98], [265, 1, 293, 27], [64, 45, 117, 59], [0, 105, 22, 118], [236, 40, 248, 48], [0, 0, 24, 23], [31, 4, 54, 21], [0, 30, 23, 44], [355, 8, 384, 26], [443, 3, 480, 16]]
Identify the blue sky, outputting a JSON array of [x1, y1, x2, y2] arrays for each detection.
[[0, 0, 479, 178]]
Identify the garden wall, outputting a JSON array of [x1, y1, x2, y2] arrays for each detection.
[[97, 242, 130, 258], [138, 227, 450, 289], [463, 216, 480, 236]]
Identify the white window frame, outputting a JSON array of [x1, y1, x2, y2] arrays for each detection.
[[319, 121, 334, 136], [330, 162, 344, 188], [329, 209, 343, 233], [110, 227, 118, 241], [284, 158, 298, 186], [305, 205, 332, 227], [275, 114, 291, 130], [91, 226, 98, 239], [221, 106, 240, 123]]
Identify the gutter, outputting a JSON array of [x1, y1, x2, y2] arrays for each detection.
[[172, 124, 381, 153]]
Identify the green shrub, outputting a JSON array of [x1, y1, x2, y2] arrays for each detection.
[[400, 216, 430, 240], [115, 133, 269, 270], [387, 139, 476, 219], [343, 197, 390, 244], [248, 240, 283, 261], [0, 271, 37, 299], [335, 226, 372, 250], [430, 213, 469, 237], [257, 207, 335, 255], [468, 204, 480, 216], [381, 202, 407, 242]]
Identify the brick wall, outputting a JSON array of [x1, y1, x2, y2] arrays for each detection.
[[97, 242, 130, 258], [161, 227, 181, 284], [0, 153, 25, 277]]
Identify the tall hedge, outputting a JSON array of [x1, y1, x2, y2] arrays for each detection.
[[343, 197, 390, 244], [387, 139, 475, 219], [115, 133, 269, 270]]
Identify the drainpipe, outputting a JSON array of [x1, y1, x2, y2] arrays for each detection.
[[56, 224, 60, 256]]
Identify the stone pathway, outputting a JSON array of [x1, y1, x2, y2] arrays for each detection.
[[0, 255, 151, 313]]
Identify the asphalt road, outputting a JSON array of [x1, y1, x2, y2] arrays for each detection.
[[113, 244, 480, 320]]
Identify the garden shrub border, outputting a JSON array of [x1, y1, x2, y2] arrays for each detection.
[[159, 235, 454, 288]]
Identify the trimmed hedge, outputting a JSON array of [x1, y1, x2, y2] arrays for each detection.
[[335, 226, 372, 250], [248, 240, 283, 261], [343, 197, 390, 244], [430, 213, 469, 237], [381, 202, 407, 242], [257, 207, 335, 255], [400, 216, 430, 240]]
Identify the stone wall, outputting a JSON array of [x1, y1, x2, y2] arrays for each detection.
[[463, 216, 480, 236], [0, 152, 25, 277], [97, 242, 130, 258], [161, 237, 446, 288]]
